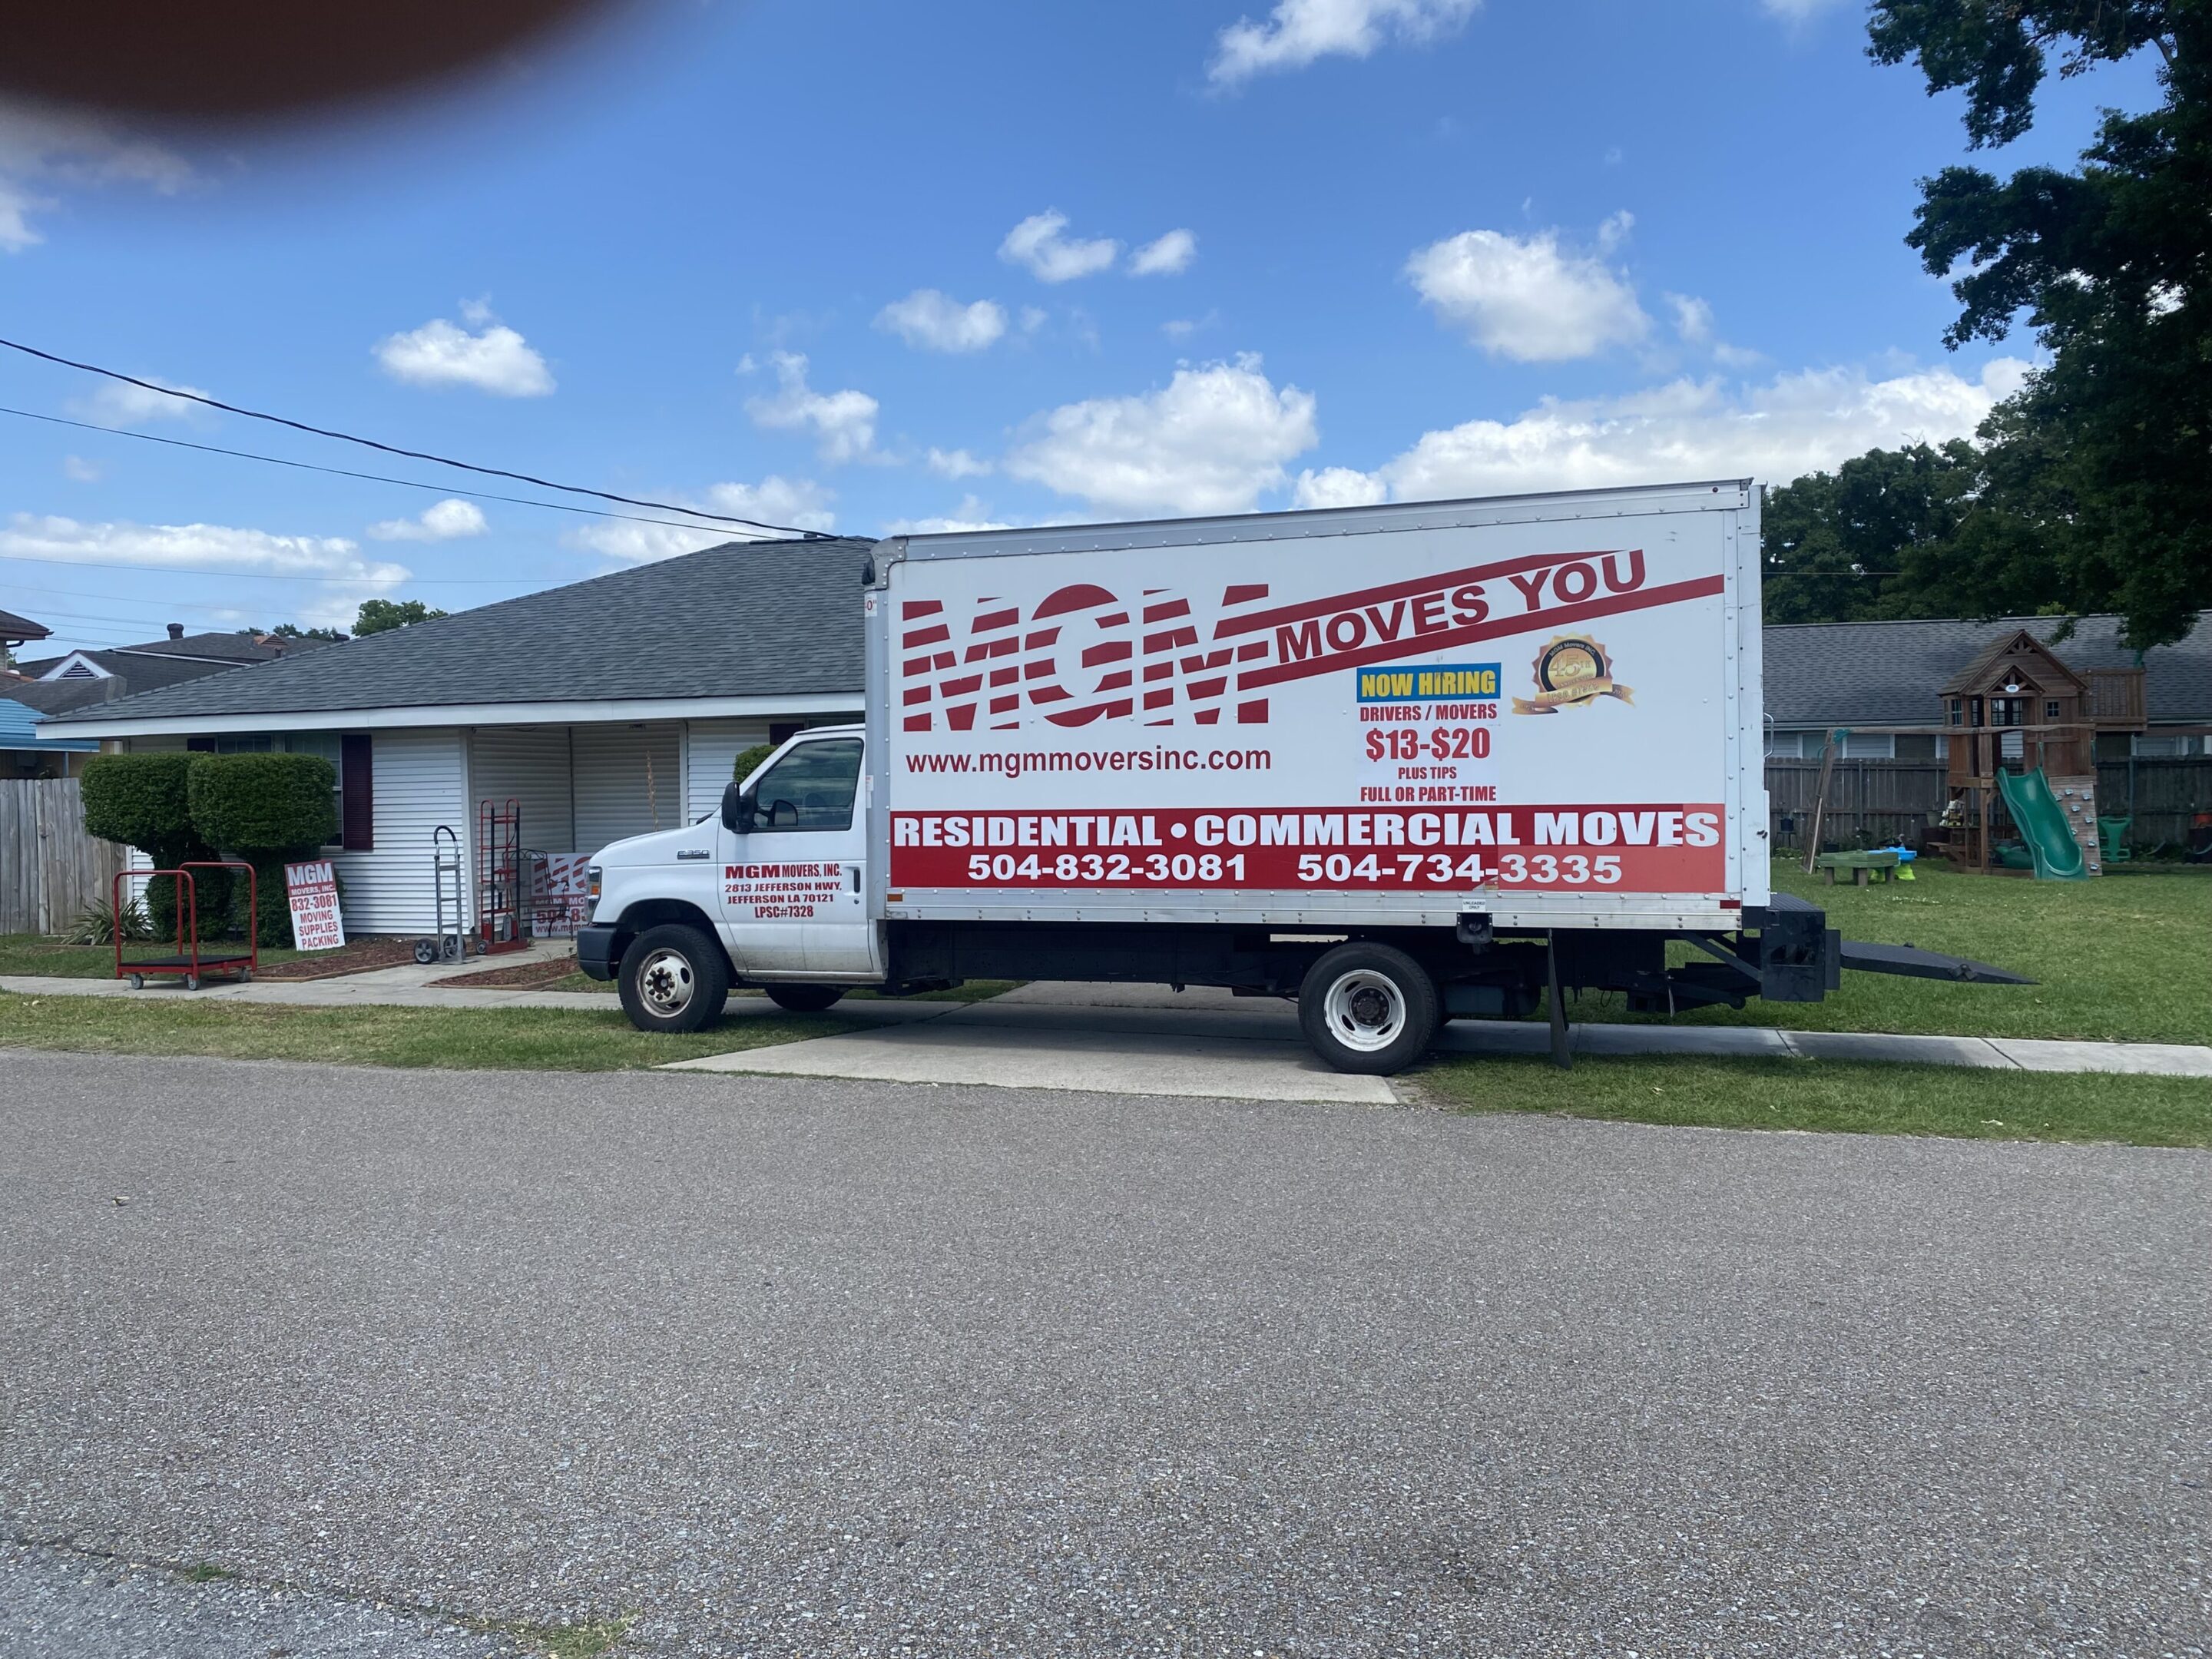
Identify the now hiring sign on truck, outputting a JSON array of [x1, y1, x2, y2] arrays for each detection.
[[869, 482, 1767, 932]]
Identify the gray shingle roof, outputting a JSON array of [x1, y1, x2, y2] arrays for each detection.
[[55, 537, 873, 725], [1765, 613, 2212, 727]]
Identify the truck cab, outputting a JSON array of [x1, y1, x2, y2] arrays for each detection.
[[577, 726, 881, 1029]]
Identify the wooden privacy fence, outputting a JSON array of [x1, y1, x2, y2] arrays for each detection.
[[0, 777, 124, 935], [1767, 757, 2212, 853]]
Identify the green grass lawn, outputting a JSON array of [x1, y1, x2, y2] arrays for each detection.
[[1561, 862, 2212, 1046], [0, 934, 315, 979], [0, 993, 850, 1071], [1419, 1052, 2211, 1147]]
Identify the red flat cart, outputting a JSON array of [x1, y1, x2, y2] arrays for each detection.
[[115, 860, 259, 990]]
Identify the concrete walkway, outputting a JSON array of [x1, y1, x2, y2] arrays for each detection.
[[7, 971, 2208, 1098]]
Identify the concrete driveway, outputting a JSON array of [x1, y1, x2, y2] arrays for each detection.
[[2, 1051, 2207, 1658]]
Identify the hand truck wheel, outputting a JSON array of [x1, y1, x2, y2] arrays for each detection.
[[184, 972, 200, 991], [127, 973, 144, 990]]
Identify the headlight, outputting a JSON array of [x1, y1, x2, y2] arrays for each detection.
[[586, 864, 602, 915]]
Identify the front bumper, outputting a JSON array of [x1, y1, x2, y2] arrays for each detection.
[[576, 923, 621, 982]]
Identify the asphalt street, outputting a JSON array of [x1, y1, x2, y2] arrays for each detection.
[[1, 1051, 2206, 1658]]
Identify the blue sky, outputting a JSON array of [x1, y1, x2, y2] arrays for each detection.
[[0, 0, 2161, 656]]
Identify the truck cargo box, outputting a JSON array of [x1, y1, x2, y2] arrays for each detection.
[[866, 480, 1769, 934]]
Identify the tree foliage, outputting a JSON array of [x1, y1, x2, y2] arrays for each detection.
[[354, 598, 449, 636], [1866, 0, 2207, 646]]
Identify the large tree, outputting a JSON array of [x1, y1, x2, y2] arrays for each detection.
[[1867, 0, 2208, 647]]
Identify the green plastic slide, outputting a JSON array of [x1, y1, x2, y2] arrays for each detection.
[[1995, 767, 2089, 881]]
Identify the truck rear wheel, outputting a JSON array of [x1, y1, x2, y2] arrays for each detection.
[[618, 923, 730, 1034], [763, 984, 846, 1013], [1299, 942, 1440, 1075]]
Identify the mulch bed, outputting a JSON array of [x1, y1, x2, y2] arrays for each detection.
[[427, 955, 581, 990], [251, 937, 422, 982]]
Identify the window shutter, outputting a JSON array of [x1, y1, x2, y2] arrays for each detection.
[[341, 733, 374, 850]]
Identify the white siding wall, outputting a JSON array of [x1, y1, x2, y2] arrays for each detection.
[[331, 727, 469, 934], [467, 726, 577, 853], [685, 718, 773, 820], [571, 721, 684, 854]]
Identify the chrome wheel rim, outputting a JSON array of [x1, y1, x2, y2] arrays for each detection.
[[1322, 969, 1406, 1053], [637, 948, 696, 1015]]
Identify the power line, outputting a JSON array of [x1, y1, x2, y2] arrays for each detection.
[[0, 336, 833, 540], [0, 551, 525, 584], [0, 405, 770, 542]]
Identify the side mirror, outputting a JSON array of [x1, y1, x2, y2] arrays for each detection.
[[721, 781, 757, 834]]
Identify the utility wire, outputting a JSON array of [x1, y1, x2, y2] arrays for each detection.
[[0, 406, 767, 541], [0, 551, 528, 584], [0, 337, 834, 540]]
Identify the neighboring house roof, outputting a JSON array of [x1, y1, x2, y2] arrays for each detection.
[[1765, 613, 2212, 727], [0, 697, 100, 751], [7, 650, 258, 715], [1, 607, 52, 644], [47, 537, 874, 731]]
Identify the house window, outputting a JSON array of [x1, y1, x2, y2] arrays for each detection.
[[1840, 732, 1896, 760], [1948, 698, 1964, 727], [2133, 733, 2201, 758], [2044, 699, 2061, 722], [1896, 733, 1942, 762], [283, 732, 346, 841]]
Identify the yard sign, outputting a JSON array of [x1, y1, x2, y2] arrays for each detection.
[[283, 859, 346, 952]]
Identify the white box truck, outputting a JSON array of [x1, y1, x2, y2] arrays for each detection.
[[579, 481, 2020, 1072]]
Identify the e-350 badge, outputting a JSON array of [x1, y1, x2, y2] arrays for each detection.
[[1512, 634, 1634, 715]]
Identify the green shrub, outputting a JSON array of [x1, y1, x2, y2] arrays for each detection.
[[80, 753, 213, 937], [187, 753, 336, 852], [187, 755, 337, 946], [81, 753, 196, 859], [731, 742, 777, 786]]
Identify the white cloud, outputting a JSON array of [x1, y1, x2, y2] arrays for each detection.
[[565, 478, 837, 565], [1666, 293, 1715, 345], [67, 376, 215, 429], [999, 210, 1120, 283], [366, 498, 488, 541], [0, 105, 191, 253], [1163, 310, 1220, 339], [1407, 227, 1650, 362], [745, 353, 880, 465], [875, 289, 1009, 353], [1292, 465, 1389, 509], [1595, 210, 1634, 254], [926, 447, 992, 479], [1210, 0, 1479, 85], [1760, 0, 1852, 18], [1129, 229, 1197, 276], [61, 455, 103, 482], [882, 497, 1014, 536], [1020, 306, 1049, 333], [1005, 353, 1319, 516], [0, 514, 408, 630], [374, 311, 555, 397], [1309, 357, 2033, 505]]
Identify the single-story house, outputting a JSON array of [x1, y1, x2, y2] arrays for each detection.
[[2, 696, 101, 777], [43, 538, 871, 934], [1763, 612, 2212, 761]]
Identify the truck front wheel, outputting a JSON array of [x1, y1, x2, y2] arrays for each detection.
[[618, 923, 730, 1034], [1299, 943, 1440, 1075]]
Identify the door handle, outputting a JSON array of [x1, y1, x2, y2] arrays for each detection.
[[850, 866, 861, 892]]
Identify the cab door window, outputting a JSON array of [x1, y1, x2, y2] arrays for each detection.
[[747, 740, 861, 832]]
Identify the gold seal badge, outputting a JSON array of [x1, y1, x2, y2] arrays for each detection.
[[1512, 634, 1634, 714]]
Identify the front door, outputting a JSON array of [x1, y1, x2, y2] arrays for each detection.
[[717, 735, 876, 979]]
